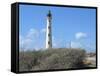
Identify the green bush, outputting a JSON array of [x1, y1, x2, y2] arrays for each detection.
[[19, 48, 86, 71]]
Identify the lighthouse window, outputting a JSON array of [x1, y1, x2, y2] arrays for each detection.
[[48, 34, 50, 36], [48, 41, 50, 44], [48, 26, 50, 29]]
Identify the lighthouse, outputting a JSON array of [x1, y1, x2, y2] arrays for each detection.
[[46, 10, 52, 49]]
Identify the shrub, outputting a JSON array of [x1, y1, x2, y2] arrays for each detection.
[[19, 51, 42, 71], [19, 48, 86, 71]]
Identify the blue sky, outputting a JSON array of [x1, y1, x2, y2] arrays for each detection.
[[19, 4, 96, 52]]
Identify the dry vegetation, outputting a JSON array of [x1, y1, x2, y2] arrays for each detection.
[[19, 48, 95, 72]]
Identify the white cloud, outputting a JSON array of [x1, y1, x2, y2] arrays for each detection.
[[52, 36, 57, 48], [19, 35, 24, 47], [52, 36, 57, 47], [20, 28, 47, 51], [26, 28, 39, 38], [20, 28, 40, 51], [75, 32, 87, 39], [52, 36, 64, 48], [41, 28, 46, 33], [53, 43, 58, 47], [19, 35, 33, 50], [71, 41, 81, 48]]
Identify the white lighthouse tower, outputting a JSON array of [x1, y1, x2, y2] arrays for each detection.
[[46, 10, 52, 49]]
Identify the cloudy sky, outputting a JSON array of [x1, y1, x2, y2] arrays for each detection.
[[19, 4, 96, 52]]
